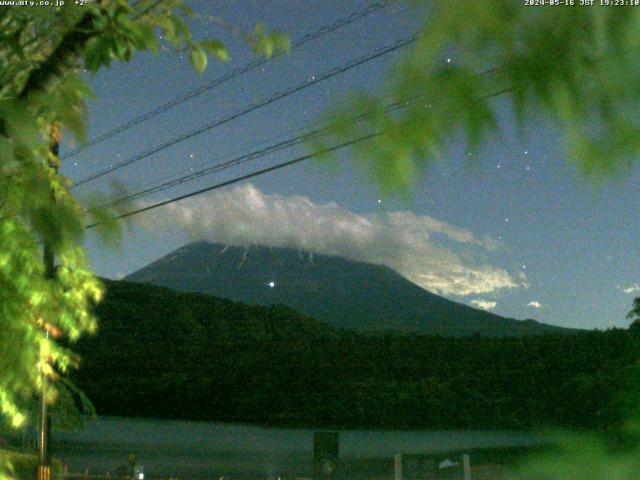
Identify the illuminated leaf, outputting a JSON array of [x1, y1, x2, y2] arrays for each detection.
[[200, 40, 229, 62], [189, 44, 207, 74]]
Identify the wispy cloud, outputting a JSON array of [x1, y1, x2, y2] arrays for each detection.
[[622, 284, 640, 294], [141, 183, 523, 297], [527, 301, 542, 308], [471, 299, 497, 311]]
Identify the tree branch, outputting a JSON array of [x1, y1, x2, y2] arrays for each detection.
[[17, 11, 97, 101]]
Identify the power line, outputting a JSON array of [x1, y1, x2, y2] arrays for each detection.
[[62, 1, 394, 160], [96, 128, 319, 209], [71, 33, 419, 189], [93, 67, 506, 211], [85, 132, 380, 229], [85, 79, 513, 228], [93, 94, 420, 211], [128, 109, 331, 192], [105, 83, 349, 196]]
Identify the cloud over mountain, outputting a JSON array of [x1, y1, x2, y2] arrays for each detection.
[[471, 299, 497, 311], [141, 183, 521, 296]]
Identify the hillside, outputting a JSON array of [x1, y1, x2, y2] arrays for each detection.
[[125, 241, 575, 337], [70, 279, 635, 430]]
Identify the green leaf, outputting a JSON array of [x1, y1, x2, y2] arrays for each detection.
[[88, 206, 122, 246], [269, 31, 291, 52], [114, 37, 130, 61], [200, 40, 229, 62], [249, 24, 290, 59], [83, 36, 104, 72], [169, 14, 191, 43], [189, 45, 207, 74], [157, 15, 176, 43]]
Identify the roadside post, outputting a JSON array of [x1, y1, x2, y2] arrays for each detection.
[[394, 453, 402, 480], [38, 124, 61, 480], [312, 432, 339, 480], [463, 454, 471, 480]]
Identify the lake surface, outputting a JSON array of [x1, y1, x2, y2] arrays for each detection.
[[53, 417, 541, 479]]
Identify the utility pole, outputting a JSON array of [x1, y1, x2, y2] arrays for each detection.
[[38, 124, 60, 480]]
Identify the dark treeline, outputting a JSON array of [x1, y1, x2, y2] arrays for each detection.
[[72, 280, 640, 431]]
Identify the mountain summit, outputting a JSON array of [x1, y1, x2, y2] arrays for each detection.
[[124, 241, 574, 336]]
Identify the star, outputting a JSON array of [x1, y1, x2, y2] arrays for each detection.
[[446, 58, 452, 64], [525, 165, 531, 170], [268, 281, 275, 288], [377, 199, 382, 204], [524, 150, 528, 155]]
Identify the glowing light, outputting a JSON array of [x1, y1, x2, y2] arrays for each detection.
[[268, 281, 275, 288]]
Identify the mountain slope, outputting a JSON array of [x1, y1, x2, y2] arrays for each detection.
[[124, 241, 575, 336], [71, 279, 628, 430]]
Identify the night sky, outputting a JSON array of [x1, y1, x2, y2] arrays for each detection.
[[61, 1, 640, 331]]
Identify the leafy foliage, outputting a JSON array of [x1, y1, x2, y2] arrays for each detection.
[[0, 449, 61, 480], [0, 0, 289, 462], [325, 2, 640, 191]]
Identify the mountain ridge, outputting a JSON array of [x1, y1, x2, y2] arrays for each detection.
[[125, 241, 577, 337]]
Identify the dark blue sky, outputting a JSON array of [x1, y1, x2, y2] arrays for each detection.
[[61, 1, 640, 330]]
